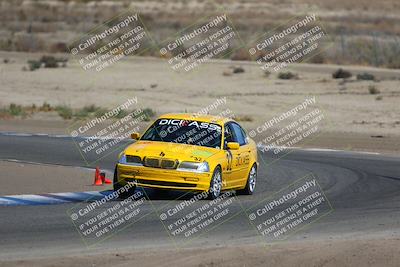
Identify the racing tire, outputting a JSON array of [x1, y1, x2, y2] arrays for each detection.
[[113, 165, 136, 199], [207, 166, 222, 200], [238, 164, 257, 195]]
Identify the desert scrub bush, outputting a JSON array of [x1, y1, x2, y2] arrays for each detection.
[[74, 109, 91, 119], [368, 85, 380, 95], [94, 108, 109, 118], [115, 109, 129, 119], [40, 55, 67, 68], [332, 68, 352, 79], [82, 104, 100, 113], [357, 72, 375, 81], [140, 108, 156, 121], [55, 105, 73, 120], [26, 56, 67, 71], [27, 104, 37, 113], [76, 104, 103, 118], [27, 60, 41, 71], [39, 102, 53, 112], [233, 114, 253, 122], [0, 103, 27, 117], [0, 108, 11, 119], [40, 55, 58, 68], [232, 66, 245, 74], [222, 66, 245, 76], [278, 71, 298, 80], [8, 103, 25, 116]]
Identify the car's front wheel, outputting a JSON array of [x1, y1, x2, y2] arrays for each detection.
[[238, 164, 257, 195], [208, 166, 222, 200]]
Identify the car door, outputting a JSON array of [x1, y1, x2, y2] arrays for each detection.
[[229, 122, 251, 187], [223, 122, 249, 188]]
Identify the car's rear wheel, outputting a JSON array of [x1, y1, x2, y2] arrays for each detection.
[[208, 166, 222, 200], [238, 164, 257, 195], [113, 165, 136, 198]]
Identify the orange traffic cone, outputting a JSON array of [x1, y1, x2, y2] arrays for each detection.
[[93, 167, 103, 186], [100, 172, 112, 184]]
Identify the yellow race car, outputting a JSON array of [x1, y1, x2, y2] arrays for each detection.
[[114, 113, 258, 199]]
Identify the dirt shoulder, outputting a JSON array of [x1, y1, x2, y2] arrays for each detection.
[[1, 237, 399, 267], [0, 160, 112, 195]]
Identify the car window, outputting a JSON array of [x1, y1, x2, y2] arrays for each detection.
[[239, 125, 249, 144], [231, 122, 246, 146], [224, 123, 237, 145], [141, 119, 222, 148]]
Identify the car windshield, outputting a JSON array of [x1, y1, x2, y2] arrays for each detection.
[[141, 119, 222, 149]]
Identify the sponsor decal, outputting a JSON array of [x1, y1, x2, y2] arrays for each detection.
[[158, 119, 221, 132]]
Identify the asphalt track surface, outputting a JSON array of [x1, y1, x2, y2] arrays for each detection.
[[0, 133, 400, 260]]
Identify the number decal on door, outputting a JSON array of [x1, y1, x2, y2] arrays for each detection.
[[235, 154, 249, 166], [226, 151, 233, 171]]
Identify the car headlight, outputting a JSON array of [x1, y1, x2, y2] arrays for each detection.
[[118, 153, 127, 164], [118, 153, 143, 166], [177, 161, 210, 173]]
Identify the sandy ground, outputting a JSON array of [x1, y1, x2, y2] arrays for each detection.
[[0, 51, 399, 155], [1, 238, 399, 267], [0, 52, 399, 137], [0, 160, 112, 195]]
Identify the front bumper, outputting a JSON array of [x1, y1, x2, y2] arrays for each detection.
[[116, 163, 212, 191]]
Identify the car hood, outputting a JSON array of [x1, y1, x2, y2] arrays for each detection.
[[124, 140, 220, 162]]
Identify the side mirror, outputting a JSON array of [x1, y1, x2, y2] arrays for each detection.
[[130, 132, 140, 140], [227, 142, 240, 150]]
